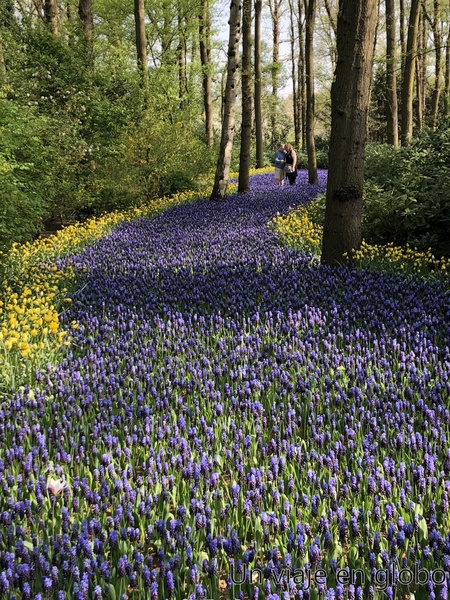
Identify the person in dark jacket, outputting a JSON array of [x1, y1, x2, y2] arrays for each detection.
[[284, 143, 297, 185]]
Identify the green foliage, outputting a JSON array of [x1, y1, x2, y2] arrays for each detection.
[[363, 125, 450, 257], [0, 101, 51, 246], [0, 16, 214, 246]]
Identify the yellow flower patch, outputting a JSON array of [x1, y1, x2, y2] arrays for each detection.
[[0, 190, 201, 392], [270, 203, 450, 283]]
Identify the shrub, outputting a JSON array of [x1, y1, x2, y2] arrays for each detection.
[[363, 125, 450, 257]]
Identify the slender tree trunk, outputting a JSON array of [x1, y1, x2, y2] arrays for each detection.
[[0, 40, 6, 82], [386, 0, 399, 146], [304, 0, 317, 184], [400, 0, 421, 144], [44, 0, 58, 34], [177, 10, 188, 111], [268, 0, 281, 147], [416, 54, 424, 129], [399, 0, 406, 76], [297, 0, 306, 151], [210, 0, 241, 200], [323, 0, 337, 36], [78, 0, 93, 63], [199, 0, 214, 146], [238, 0, 253, 192], [288, 0, 299, 147], [78, 0, 93, 41], [367, 0, 380, 140], [416, 4, 427, 129], [321, 0, 378, 266], [430, 0, 442, 126], [445, 29, 450, 116], [134, 0, 149, 94], [254, 0, 264, 167]]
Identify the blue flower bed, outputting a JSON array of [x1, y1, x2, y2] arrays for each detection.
[[1, 171, 450, 599]]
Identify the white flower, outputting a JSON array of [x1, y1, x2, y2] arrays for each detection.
[[47, 478, 69, 496]]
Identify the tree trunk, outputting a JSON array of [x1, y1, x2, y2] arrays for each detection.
[[210, 0, 241, 200], [415, 54, 424, 129], [321, 0, 378, 266], [0, 40, 6, 82], [177, 10, 187, 111], [238, 0, 253, 193], [400, 0, 420, 144], [288, 0, 299, 148], [323, 0, 337, 36], [78, 0, 93, 42], [44, 0, 58, 34], [304, 0, 317, 184], [199, 0, 214, 146], [268, 0, 282, 147], [386, 0, 399, 146], [297, 0, 306, 151], [254, 0, 264, 167], [416, 4, 427, 130], [399, 0, 406, 76], [445, 29, 450, 116], [134, 0, 149, 93], [430, 0, 442, 127]]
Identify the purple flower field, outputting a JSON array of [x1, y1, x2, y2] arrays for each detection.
[[1, 171, 450, 600]]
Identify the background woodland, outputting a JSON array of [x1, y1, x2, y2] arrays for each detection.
[[1, 0, 450, 258]]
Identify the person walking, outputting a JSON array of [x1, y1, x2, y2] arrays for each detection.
[[284, 143, 297, 185], [273, 144, 286, 185]]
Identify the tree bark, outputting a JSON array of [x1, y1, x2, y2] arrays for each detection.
[[288, 0, 299, 147], [386, 0, 398, 146], [430, 0, 442, 127], [44, 0, 58, 34], [444, 28, 450, 116], [321, 0, 378, 266], [400, 0, 421, 144], [210, 0, 241, 200], [78, 0, 93, 42], [134, 0, 149, 94], [268, 0, 282, 147], [416, 4, 426, 130], [297, 0, 306, 151], [238, 0, 253, 192], [177, 9, 188, 111], [304, 0, 317, 184], [254, 0, 264, 167], [399, 0, 406, 76], [0, 40, 6, 82], [199, 0, 214, 146]]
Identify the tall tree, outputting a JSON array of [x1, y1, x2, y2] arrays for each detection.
[[254, 0, 264, 167], [78, 0, 93, 43], [210, 0, 241, 200], [386, 0, 399, 146], [199, 0, 214, 146], [297, 0, 306, 151], [134, 0, 149, 93], [304, 0, 317, 184], [415, 5, 427, 130], [238, 0, 253, 192], [321, 0, 378, 266], [400, 0, 421, 144], [428, 0, 443, 127], [268, 0, 283, 147], [288, 0, 299, 147], [176, 7, 188, 110], [399, 0, 407, 75], [445, 23, 450, 116], [44, 0, 59, 35]]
